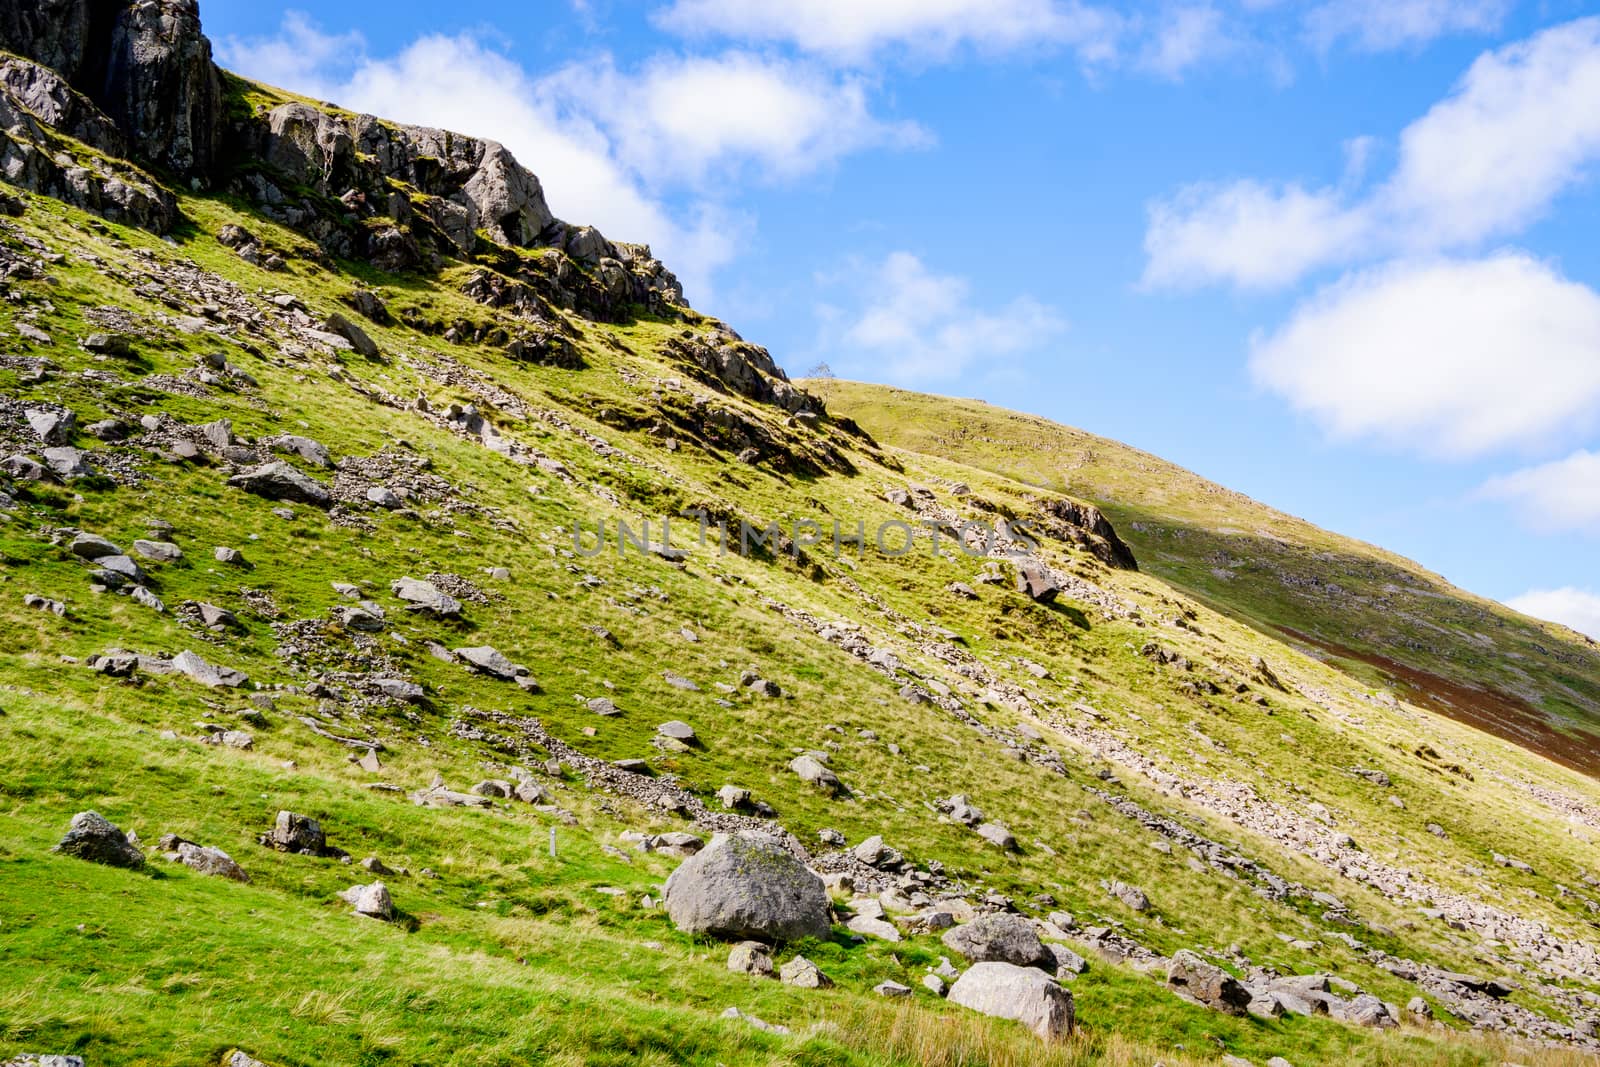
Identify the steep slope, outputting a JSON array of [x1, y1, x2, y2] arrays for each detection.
[[809, 381, 1600, 778], [3, 6, 1600, 1067]]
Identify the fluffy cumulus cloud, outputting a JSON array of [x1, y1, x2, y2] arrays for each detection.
[[652, 0, 1123, 64], [1305, 0, 1511, 53], [1505, 588, 1600, 640], [1144, 16, 1600, 289], [819, 252, 1066, 382], [1143, 180, 1364, 289], [538, 52, 928, 185], [1478, 451, 1600, 532], [217, 15, 922, 304], [1250, 254, 1600, 458]]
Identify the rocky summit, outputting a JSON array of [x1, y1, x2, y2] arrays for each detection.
[[2, 4, 1600, 1067]]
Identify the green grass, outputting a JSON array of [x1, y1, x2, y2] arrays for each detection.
[[1, 172, 1599, 1067]]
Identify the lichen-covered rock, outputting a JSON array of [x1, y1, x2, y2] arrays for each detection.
[[664, 833, 831, 943]]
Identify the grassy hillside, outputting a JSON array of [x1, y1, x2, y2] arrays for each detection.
[[2, 85, 1600, 1067], [808, 381, 1600, 777]]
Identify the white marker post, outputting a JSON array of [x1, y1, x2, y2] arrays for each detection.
[[549, 825, 557, 859]]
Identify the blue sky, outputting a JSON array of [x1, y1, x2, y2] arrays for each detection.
[[208, 0, 1600, 638]]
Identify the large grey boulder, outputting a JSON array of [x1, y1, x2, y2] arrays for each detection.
[[663, 833, 831, 943], [948, 962, 1075, 1040], [51, 811, 144, 869], [942, 913, 1056, 971], [1168, 950, 1252, 1015], [227, 461, 332, 508]]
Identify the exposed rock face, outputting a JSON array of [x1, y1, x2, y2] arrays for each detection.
[[0, 0, 222, 176], [101, 0, 222, 175], [0, 57, 176, 230], [663, 833, 831, 943], [664, 332, 824, 416], [1035, 497, 1138, 571], [948, 962, 1075, 1040]]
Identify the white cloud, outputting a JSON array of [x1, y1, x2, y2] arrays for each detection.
[[1505, 588, 1600, 640], [539, 52, 928, 185], [653, 0, 1122, 64], [1479, 451, 1600, 532], [1143, 180, 1365, 289], [1250, 254, 1600, 458], [1139, 4, 1233, 80], [1144, 16, 1600, 289], [821, 252, 1066, 382], [216, 12, 363, 95], [1305, 0, 1511, 53]]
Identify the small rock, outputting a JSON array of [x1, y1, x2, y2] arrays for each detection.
[[789, 754, 842, 795], [69, 532, 122, 560], [727, 941, 775, 977], [340, 881, 395, 919], [656, 720, 698, 744], [779, 955, 832, 989], [263, 811, 327, 854], [172, 649, 249, 688], [454, 645, 521, 679]]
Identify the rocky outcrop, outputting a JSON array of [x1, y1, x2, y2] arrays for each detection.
[[0, 0, 222, 176], [0, 0, 695, 325], [0, 57, 177, 230], [1034, 496, 1138, 570], [663, 332, 823, 416]]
